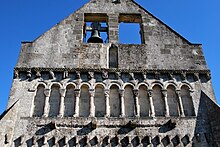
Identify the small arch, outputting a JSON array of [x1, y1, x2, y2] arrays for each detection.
[[181, 85, 195, 116], [33, 82, 47, 90], [109, 44, 118, 68], [124, 85, 135, 117], [137, 83, 149, 89], [79, 82, 92, 89], [122, 83, 135, 89], [48, 82, 63, 89], [152, 85, 165, 116], [64, 84, 75, 117], [139, 85, 150, 117], [110, 85, 120, 117], [48, 84, 61, 117], [79, 84, 90, 117], [32, 84, 46, 117], [64, 82, 77, 89], [180, 82, 193, 91], [108, 83, 121, 90], [150, 81, 164, 90], [94, 84, 106, 117], [164, 81, 178, 90], [167, 85, 180, 116]]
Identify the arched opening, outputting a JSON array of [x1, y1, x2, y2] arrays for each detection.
[[167, 85, 180, 116], [48, 84, 61, 117], [152, 85, 165, 116], [139, 85, 150, 117], [79, 85, 90, 117], [94, 85, 106, 117], [109, 45, 118, 68], [64, 85, 75, 117], [33, 84, 45, 117], [110, 85, 120, 117], [181, 86, 195, 116], [124, 85, 135, 117]]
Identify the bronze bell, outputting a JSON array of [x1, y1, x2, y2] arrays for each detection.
[[87, 29, 103, 43]]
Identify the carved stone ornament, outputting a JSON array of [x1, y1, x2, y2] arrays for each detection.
[[88, 72, 94, 79], [49, 70, 55, 79], [14, 70, 19, 79], [102, 70, 108, 79], [36, 71, 41, 78]]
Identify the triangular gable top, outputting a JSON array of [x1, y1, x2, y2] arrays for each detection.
[[30, 0, 200, 45]]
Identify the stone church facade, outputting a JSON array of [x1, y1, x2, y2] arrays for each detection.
[[1, 0, 220, 146]]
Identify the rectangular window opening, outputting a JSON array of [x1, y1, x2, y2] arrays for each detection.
[[83, 14, 109, 43], [119, 14, 143, 44]]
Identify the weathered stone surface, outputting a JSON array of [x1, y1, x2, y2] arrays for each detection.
[[0, 0, 219, 147]]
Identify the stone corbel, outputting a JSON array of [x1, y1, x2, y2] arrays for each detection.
[[168, 72, 174, 80], [27, 70, 32, 79], [88, 72, 94, 80], [76, 71, 81, 79], [14, 70, 19, 79], [206, 72, 211, 80], [49, 70, 55, 80], [129, 72, 135, 80], [155, 72, 160, 80], [116, 72, 121, 79], [142, 72, 147, 81], [102, 70, 108, 79], [181, 72, 187, 81], [194, 73, 200, 81], [36, 70, 42, 78], [63, 70, 69, 79]]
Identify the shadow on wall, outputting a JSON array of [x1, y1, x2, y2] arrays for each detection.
[[194, 91, 220, 147]]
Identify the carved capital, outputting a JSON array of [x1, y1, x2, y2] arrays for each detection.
[[133, 89, 139, 97], [176, 90, 181, 97], [74, 89, 80, 97], [104, 89, 110, 97], [89, 89, 95, 97], [119, 89, 125, 97], [147, 90, 153, 97], [161, 89, 167, 97], [59, 89, 66, 97], [44, 89, 51, 97]]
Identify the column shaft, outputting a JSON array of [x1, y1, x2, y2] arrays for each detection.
[[148, 90, 155, 117], [43, 89, 51, 117]]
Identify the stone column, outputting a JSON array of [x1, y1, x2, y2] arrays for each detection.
[[133, 89, 140, 117], [104, 89, 110, 117], [43, 89, 51, 117], [161, 89, 170, 117], [176, 90, 185, 117], [58, 88, 66, 117], [148, 90, 155, 117], [89, 90, 95, 117], [119, 89, 125, 117], [73, 89, 80, 117]]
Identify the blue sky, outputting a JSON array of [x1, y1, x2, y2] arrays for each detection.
[[0, 0, 219, 114]]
